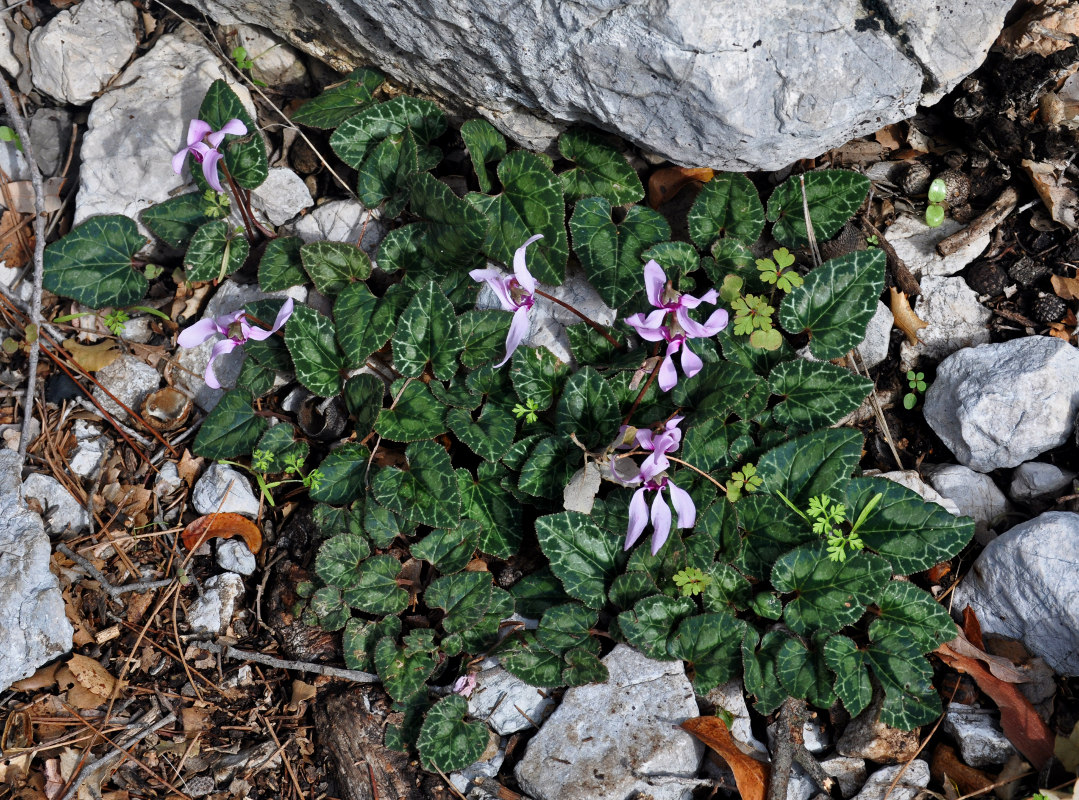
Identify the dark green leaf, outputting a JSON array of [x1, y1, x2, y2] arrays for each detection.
[[558, 129, 643, 205], [356, 126, 419, 216], [374, 380, 447, 442], [310, 586, 350, 631], [776, 637, 836, 707], [426, 571, 493, 634], [310, 443, 369, 505], [688, 172, 765, 249], [555, 366, 620, 450], [343, 615, 400, 672], [734, 494, 814, 580], [417, 694, 489, 773], [330, 96, 446, 169], [865, 634, 941, 729], [511, 346, 570, 411], [767, 169, 870, 248], [343, 373, 384, 436], [538, 603, 597, 653], [285, 305, 346, 397], [608, 571, 660, 610], [362, 499, 414, 548], [618, 595, 695, 660], [315, 534, 372, 588], [870, 581, 956, 651], [256, 423, 308, 471], [258, 236, 306, 291], [300, 241, 372, 297], [370, 440, 460, 528], [562, 646, 609, 686], [702, 564, 752, 612], [535, 511, 624, 609], [199, 80, 267, 190], [643, 241, 699, 276], [292, 67, 384, 129], [502, 633, 565, 688], [458, 310, 510, 368], [142, 192, 222, 249], [43, 215, 148, 309], [512, 568, 571, 617], [518, 436, 581, 499], [375, 634, 437, 703], [668, 611, 748, 692], [448, 403, 516, 461], [391, 280, 462, 381], [192, 388, 266, 459], [410, 523, 478, 574], [341, 555, 408, 615], [461, 118, 506, 194], [757, 427, 862, 507], [769, 359, 873, 431], [335, 282, 405, 368], [824, 634, 873, 718], [743, 629, 788, 714]]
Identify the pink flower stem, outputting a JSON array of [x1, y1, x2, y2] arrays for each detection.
[[665, 455, 728, 495], [533, 289, 621, 349], [621, 343, 661, 425], [220, 164, 274, 242]]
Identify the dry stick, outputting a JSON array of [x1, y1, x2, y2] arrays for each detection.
[[193, 640, 380, 683], [767, 697, 805, 800], [862, 219, 920, 296], [937, 186, 1019, 257], [848, 348, 904, 470], [666, 455, 728, 494], [0, 76, 47, 465], [57, 542, 174, 598], [800, 175, 823, 269], [533, 288, 621, 348], [255, 710, 306, 800]]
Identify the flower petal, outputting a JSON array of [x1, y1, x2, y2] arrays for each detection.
[[200, 148, 225, 192], [643, 260, 667, 309], [649, 488, 672, 555], [177, 318, 225, 348], [679, 340, 704, 379], [186, 119, 212, 147], [204, 338, 240, 389], [494, 305, 530, 367], [677, 288, 719, 309], [624, 487, 649, 550], [211, 118, 248, 144], [513, 234, 544, 296], [470, 268, 517, 312], [667, 479, 697, 529], [658, 341, 680, 392], [677, 306, 728, 338], [625, 309, 669, 342], [244, 298, 295, 341], [640, 451, 671, 475], [171, 147, 191, 176]]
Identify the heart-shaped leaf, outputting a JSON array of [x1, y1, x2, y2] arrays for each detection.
[[518, 435, 582, 499], [458, 463, 522, 558], [374, 380, 447, 442], [461, 118, 506, 194], [426, 571, 493, 634], [555, 366, 620, 451], [417, 694, 490, 773], [643, 241, 700, 276], [618, 595, 696, 660], [511, 346, 570, 411], [310, 442, 369, 505], [569, 196, 670, 309], [335, 282, 409, 369], [448, 402, 515, 461], [142, 191, 225, 249], [459, 309, 511, 369], [410, 522, 478, 574], [192, 388, 266, 459], [668, 611, 748, 693], [258, 236, 306, 292], [315, 534, 372, 589], [199, 79, 267, 190], [370, 440, 460, 528], [767, 169, 870, 247], [870, 581, 956, 651], [538, 603, 597, 654], [292, 67, 384, 129], [776, 636, 836, 708], [743, 629, 789, 715], [865, 633, 941, 729], [558, 129, 643, 205], [343, 616, 400, 672], [562, 646, 609, 686], [502, 633, 565, 688], [43, 215, 148, 309], [356, 126, 420, 216], [734, 494, 815, 580], [757, 427, 862, 508], [769, 359, 873, 431], [342, 373, 384, 436], [536, 511, 624, 609], [330, 96, 446, 169], [391, 280, 462, 380], [300, 240, 372, 297], [184, 219, 249, 283], [285, 305, 346, 397], [375, 634, 437, 703], [256, 423, 308, 471], [824, 634, 873, 718], [688, 172, 765, 249], [341, 554, 408, 615]]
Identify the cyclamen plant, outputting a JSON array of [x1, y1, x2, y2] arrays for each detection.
[[39, 73, 974, 774]]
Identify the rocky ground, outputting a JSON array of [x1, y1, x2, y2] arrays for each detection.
[[0, 1, 1078, 800]]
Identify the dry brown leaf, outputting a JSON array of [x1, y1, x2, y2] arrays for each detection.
[[181, 706, 212, 732], [66, 654, 116, 698], [177, 450, 204, 487], [930, 743, 999, 797], [1050, 274, 1079, 301], [42, 759, 62, 800], [0, 751, 31, 784], [182, 512, 262, 553], [289, 680, 317, 709], [10, 663, 59, 692], [998, 0, 1079, 58], [1, 709, 32, 751], [56, 666, 106, 710], [874, 124, 906, 150], [0, 209, 32, 269], [647, 166, 713, 208], [1022, 159, 1078, 229], [61, 339, 122, 372], [962, 605, 985, 650], [936, 637, 1054, 768], [0, 178, 64, 214], [1048, 322, 1073, 342], [947, 627, 1028, 683], [680, 717, 768, 800], [889, 287, 928, 344]]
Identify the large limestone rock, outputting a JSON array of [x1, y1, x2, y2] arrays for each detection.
[[189, 0, 1013, 169]]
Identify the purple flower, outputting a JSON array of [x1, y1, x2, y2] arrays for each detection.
[[177, 298, 294, 389], [469, 234, 544, 367], [172, 118, 248, 193], [625, 260, 729, 391], [624, 458, 696, 555], [451, 674, 477, 698], [634, 415, 684, 474]]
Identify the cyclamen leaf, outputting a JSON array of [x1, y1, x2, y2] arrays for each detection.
[[309, 443, 369, 505], [667, 611, 748, 693], [643, 241, 700, 276], [824, 634, 873, 718], [416, 695, 489, 773], [292, 67, 384, 129], [779, 249, 885, 361], [734, 494, 815, 580], [425, 571, 493, 634], [458, 309, 511, 368], [392, 172, 489, 280], [391, 280, 462, 381], [374, 381, 447, 442], [688, 172, 766, 249], [256, 423, 308, 471], [185, 219, 249, 283], [315, 534, 372, 589], [558, 129, 644, 205], [410, 523, 478, 574], [767, 169, 870, 247], [343, 373, 384, 436], [518, 435, 582, 499], [511, 346, 570, 411], [569, 196, 670, 309], [756, 427, 863, 507], [310, 586, 349, 631], [356, 126, 420, 216], [608, 571, 660, 610], [870, 581, 957, 651], [300, 240, 372, 297], [375, 635, 437, 703], [342, 555, 408, 615], [370, 440, 460, 528], [562, 646, 609, 686], [448, 403, 516, 461], [199, 79, 267, 190], [865, 634, 941, 729], [343, 616, 401, 672], [461, 118, 507, 194], [769, 359, 873, 431], [458, 464, 522, 558], [776, 637, 836, 708], [538, 603, 597, 653], [619, 595, 696, 661], [535, 511, 624, 609], [502, 633, 565, 688], [142, 192, 223, 249], [258, 236, 306, 292], [192, 388, 266, 459], [743, 629, 789, 715], [555, 366, 620, 451], [43, 215, 148, 309], [284, 305, 346, 397], [329, 95, 445, 169]]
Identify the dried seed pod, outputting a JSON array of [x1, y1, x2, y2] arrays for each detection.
[[1032, 293, 1067, 324], [142, 387, 193, 432], [934, 169, 971, 207], [965, 261, 1007, 297], [900, 162, 932, 196]]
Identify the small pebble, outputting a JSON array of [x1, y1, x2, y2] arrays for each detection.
[[1008, 257, 1048, 287], [217, 539, 257, 576], [965, 261, 1007, 297]]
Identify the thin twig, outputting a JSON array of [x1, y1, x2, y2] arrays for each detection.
[[767, 697, 805, 800], [56, 543, 175, 599], [936, 187, 1018, 257], [666, 455, 727, 494], [533, 288, 620, 348], [0, 75, 47, 465], [194, 640, 379, 682], [800, 175, 823, 269]]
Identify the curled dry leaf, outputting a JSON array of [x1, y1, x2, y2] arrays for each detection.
[[62, 338, 122, 372], [647, 166, 714, 208], [1050, 274, 1079, 301], [929, 743, 1000, 798], [680, 716, 768, 800], [66, 653, 117, 698], [182, 512, 262, 553], [0, 209, 32, 269], [998, 0, 1079, 58], [889, 287, 928, 345], [563, 461, 602, 514], [1022, 159, 1078, 230]]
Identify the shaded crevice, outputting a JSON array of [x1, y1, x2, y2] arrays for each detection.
[[855, 0, 941, 96]]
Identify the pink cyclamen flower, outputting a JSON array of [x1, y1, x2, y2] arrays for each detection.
[[469, 234, 544, 367], [451, 674, 477, 698], [624, 457, 696, 555], [177, 298, 294, 389], [635, 415, 684, 474], [625, 260, 729, 392], [171, 118, 248, 192]]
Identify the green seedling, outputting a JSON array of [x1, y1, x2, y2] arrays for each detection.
[[0, 126, 22, 152], [512, 398, 541, 424], [903, 370, 927, 410], [756, 247, 803, 292], [672, 566, 711, 597], [777, 491, 883, 562], [727, 462, 762, 502]]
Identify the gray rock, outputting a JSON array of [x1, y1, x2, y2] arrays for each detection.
[[823, 756, 867, 799], [0, 451, 73, 691], [22, 473, 90, 535], [189, 0, 1011, 170], [851, 760, 929, 800], [952, 511, 1079, 676], [69, 421, 106, 480], [118, 316, 154, 344], [0, 22, 20, 80], [251, 167, 314, 226], [899, 276, 990, 371], [768, 718, 829, 754], [76, 31, 256, 234], [924, 337, 1079, 472], [922, 464, 1010, 536], [475, 264, 615, 365], [225, 24, 307, 90], [186, 572, 245, 635], [1009, 462, 1076, 503], [837, 689, 920, 764], [217, 539, 257, 576], [874, 470, 962, 517], [28, 0, 137, 105], [942, 703, 1016, 767], [885, 214, 990, 278], [193, 464, 261, 518], [289, 199, 385, 255], [29, 108, 74, 176], [468, 663, 554, 735], [450, 733, 504, 796], [0, 138, 31, 182], [155, 462, 183, 497], [515, 644, 704, 800], [91, 355, 161, 423]]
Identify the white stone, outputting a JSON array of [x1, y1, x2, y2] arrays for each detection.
[[851, 761, 929, 800], [29, 0, 138, 105], [705, 679, 765, 754], [118, 316, 154, 344], [186, 573, 245, 635], [251, 167, 314, 226], [924, 336, 1079, 472], [187, 0, 1012, 170], [21, 473, 90, 535], [193, 464, 261, 518], [885, 214, 990, 278], [0, 451, 73, 691], [289, 199, 385, 255], [823, 756, 867, 799], [91, 355, 161, 423], [69, 424, 107, 480], [515, 644, 704, 800], [837, 690, 920, 764], [952, 511, 1079, 676], [76, 31, 256, 237], [942, 703, 1016, 767], [1009, 462, 1076, 503], [0, 22, 20, 80], [225, 24, 307, 89], [922, 464, 1010, 535], [874, 470, 962, 516], [768, 718, 829, 754], [899, 276, 990, 371], [155, 462, 183, 497], [468, 663, 554, 735], [217, 539, 257, 576], [475, 264, 615, 364]]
